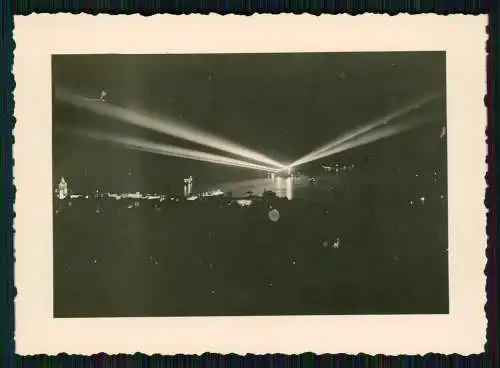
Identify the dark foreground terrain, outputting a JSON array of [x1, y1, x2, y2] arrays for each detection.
[[53, 165, 449, 317]]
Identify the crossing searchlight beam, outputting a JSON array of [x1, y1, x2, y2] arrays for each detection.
[[55, 88, 287, 170], [76, 130, 282, 173]]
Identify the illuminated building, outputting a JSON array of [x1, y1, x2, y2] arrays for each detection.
[[56, 177, 68, 200], [236, 199, 252, 207], [127, 192, 142, 199], [183, 176, 193, 197], [200, 189, 224, 198]]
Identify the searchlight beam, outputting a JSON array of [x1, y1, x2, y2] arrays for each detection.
[[55, 88, 286, 170], [76, 130, 282, 173]]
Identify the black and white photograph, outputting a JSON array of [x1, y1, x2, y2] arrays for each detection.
[[52, 51, 449, 318], [14, 14, 487, 355]]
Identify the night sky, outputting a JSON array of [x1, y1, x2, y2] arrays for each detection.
[[52, 52, 446, 193]]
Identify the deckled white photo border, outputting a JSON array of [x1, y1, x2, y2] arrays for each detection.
[[13, 14, 488, 355]]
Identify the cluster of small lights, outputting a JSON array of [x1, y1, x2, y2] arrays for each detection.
[[322, 238, 342, 249]]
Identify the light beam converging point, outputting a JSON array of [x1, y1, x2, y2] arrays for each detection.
[[291, 90, 445, 168], [75, 130, 282, 173], [55, 88, 287, 170], [277, 165, 293, 175]]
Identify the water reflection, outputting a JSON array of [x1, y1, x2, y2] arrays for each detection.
[[286, 177, 293, 200], [215, 175, 311, 200]]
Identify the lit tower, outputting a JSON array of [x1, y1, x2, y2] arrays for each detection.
[[183, 176, 193, 197], [57, 177, 68, 200]]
